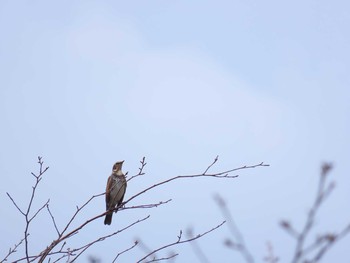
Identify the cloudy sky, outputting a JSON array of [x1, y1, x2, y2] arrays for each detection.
[[1, 1, 349, 262]]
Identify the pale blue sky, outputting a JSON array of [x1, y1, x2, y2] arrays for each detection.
[[1, 1, 349, 262]]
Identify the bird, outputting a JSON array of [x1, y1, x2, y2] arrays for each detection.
[[104, 160, 127, 225]]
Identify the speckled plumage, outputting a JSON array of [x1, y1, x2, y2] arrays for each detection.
[[104, 161, 127, 225]]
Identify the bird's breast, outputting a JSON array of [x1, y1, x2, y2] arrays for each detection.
[[110, 177, 126, 201]]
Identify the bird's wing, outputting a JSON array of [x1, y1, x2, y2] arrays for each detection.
[[105, 175, 112, 209], [118, 179, 127, 206]]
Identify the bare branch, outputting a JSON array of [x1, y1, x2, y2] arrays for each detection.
[[143, 253, 178, 263], [186, 227, 210, 263], [50, 245, 72, 263], [121, 199, 172, 211], [308, 224, 350, 262], [136, 238, 153, 256], [112, 241, 139, 263], [137, 221, 226, 263], [277, 162, 350, 263], [6, 156, 50, 263], [279, 220, 299, 239], [289, 163, 335, 263], [263, 242, 279, 263], [36, 158, 266, 262], [13, 242, 71, 263], [1, 236, 27, 262], [5, 157, 269, 262], [34, 214, 150, 263], [69, 215, 150, 262], [6, 192, 25, 215], [36, 210, 106, 262], [125, 162, 269, 207], [59, 192, 104, 236], [46, 204, 60, 236], [127, 156, 147, 182], [203, 155, 219, 174], [215, 194, 254, 263], [29, 199, 50, 222]]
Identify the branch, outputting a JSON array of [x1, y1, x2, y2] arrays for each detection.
[[279, 221, 299, 239], [13, 216, 150, 263], [112, 241, 139, 263], [6, 156, 49, 263], [6, 193, 25, 216], [36, 159, 267, 262], [6, 157, 269, 262], [46, 204, 60, 236], [279, 163, 350, 263], [121, 199, 172, 211], [203, 155, 219, 174], [143, 253, 178, 262], [289, 163, 334, 263], [136, 221, 226, 262], [59, 192, 105, 237], [125, 162, 269, 207], [308, 224, 350, 262], [29, 199, 50, 222], [186, 228, 210, 263], [263, 242, 279, 263], [1, 236, 27, 262], [37, 209, 106, 262], [127, 156, 147, 182], [215, 194, 254, 263], [69, 215, 150, 262], [35, 192, 169, 261]]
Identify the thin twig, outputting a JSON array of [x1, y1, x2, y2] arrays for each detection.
[[215, 194, 254, 263], [143, 253, 178, 263], [186, 228, 210, 263], [127, 157, 147, 182], [290, 163, 334, 263], [46, 204, 60, 236], [137, 221, 226, 263], [29, 199, 50, 222], [279, 221, 299, 239], [6, 156, 49, 263], [263, 241, 279, 263], [59, 192, 104, 237], [112, 241, 139, 262], [69, 215, 150, 262], [121, 199, 172, 211], [279, 163, 350, 263], [125, 162, 269, 207], [308, 224, 350, 262], [203, 155, 219, 174], [6, 193, 25, 215], [1, 236, 27, 262]]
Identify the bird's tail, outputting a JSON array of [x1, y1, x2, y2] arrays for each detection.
[[104, 211, 113, 225]]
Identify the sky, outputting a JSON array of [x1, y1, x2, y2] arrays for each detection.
[[1, 0, 350, 262]]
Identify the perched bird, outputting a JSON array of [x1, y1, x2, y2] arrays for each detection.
[[104, 161, 127, 225]]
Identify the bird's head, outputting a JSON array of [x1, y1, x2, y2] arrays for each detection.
[[112, 160, 124, 172]]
